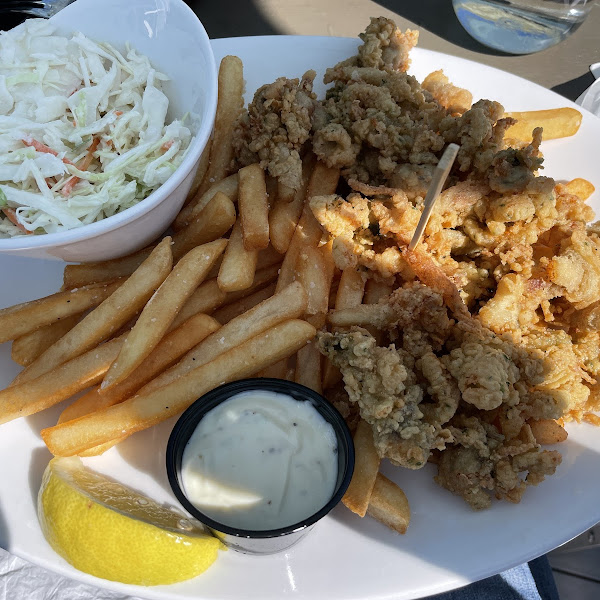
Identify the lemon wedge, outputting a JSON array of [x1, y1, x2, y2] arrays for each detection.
[[38, 457, 222, 586]]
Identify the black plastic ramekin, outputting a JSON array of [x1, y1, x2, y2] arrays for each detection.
[[166, 378, 354, 555]]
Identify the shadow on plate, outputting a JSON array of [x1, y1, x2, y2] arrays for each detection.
[[373, 0, 512, 56], [28, 446, 53, 511], [0, 502, 10, 550], [184, 0, 281, 38], [115, 416, 180, 496], [326, 437, 600, 587]]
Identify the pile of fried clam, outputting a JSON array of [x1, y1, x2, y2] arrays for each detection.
[[232, 16, 599, 509]]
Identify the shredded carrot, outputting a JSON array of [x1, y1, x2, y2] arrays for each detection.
[[114, 110, 123, 117], [2, 207, 31, 234], [22, 139, 75, 166], [161, 140, 174, 152], [61, 137, 101, 197]]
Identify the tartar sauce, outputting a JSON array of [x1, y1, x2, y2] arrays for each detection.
[[181, 390, 338, 531]]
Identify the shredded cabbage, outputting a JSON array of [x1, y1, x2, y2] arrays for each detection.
[[0, 19, 193, 238]]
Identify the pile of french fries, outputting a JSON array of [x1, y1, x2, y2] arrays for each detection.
[[0, 52, 591, 536], [0, 55, 410, 534]]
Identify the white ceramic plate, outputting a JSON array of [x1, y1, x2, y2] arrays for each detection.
[[1, 35, 600, 600]]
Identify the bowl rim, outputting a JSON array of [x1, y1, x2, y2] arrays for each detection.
[[166, 378, 355, 539], [0, 0, 217, 251]]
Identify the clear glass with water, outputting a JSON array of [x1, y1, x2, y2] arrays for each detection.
[[452, 0, 593, 54]]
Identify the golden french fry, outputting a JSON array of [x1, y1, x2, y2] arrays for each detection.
[[171, 192, 236, 261], [529, 419, 568, 445], [176, 55, 243, 228], [562, 178, 595, 201], [0, 280, 122, 344], [277, 181, 295, 203], [174, 174, 239, 231], [294, 339, 322, 394], [207, 244, 282, 281], [364, 278, 393, 304], [296, 245, 329, 322], [213, 283, 276, 325], [11, 314, 82, 367], [222, 263, 280, 304], [505, 107, 582, 141], [257, 357, 289, 379], [0, 336, 124, 425], [59, 314, 220, 424], [102, 240, 227, 389], [269, 183, 305, 254], [63, 249, 153, 289], [328, 304, 394, 328], [239, 163, 270, 250], [276, 162, 339, 292], [366, 473, 411, 534], [323, 267, 367, 389], [13, 238, 173, 386], [41, 319, 317, 456], [169, 279, 227, 330], [217, 220, 258, 292], [342, 420, 380, 517], [184, 138, 212, 205], [138, 281, 308, 396]]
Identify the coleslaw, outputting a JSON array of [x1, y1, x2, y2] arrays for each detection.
[[0, 19, 193, 237]]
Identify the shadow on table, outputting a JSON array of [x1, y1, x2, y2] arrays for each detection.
[[185, 0, 281, 38], [373, 0, 513, 56], [552, 71, 595, 102]]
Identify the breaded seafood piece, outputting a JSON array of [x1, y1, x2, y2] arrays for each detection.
[[232, 70, 317, 190]]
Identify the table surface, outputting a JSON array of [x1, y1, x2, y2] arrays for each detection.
[[188, 0, 600, 102], [1, 2, 599, 599]]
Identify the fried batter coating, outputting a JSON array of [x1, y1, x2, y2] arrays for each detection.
[[231, 71, 317, 190], [422, 70, 473, 115], [318, 282, 563, 508]]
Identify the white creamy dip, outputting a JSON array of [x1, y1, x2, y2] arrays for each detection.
[[181, 390, 338, 531]]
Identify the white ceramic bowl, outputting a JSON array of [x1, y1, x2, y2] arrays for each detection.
[[0, 0, 217, 262]]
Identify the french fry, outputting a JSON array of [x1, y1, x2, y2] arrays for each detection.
[[563, 178, 595, 201], [277, 181, 295, 204], [169, 279, 227, 330], [0, 280, 121, 343], [328, 304, 395, 328], [257, 357, 289, 379], [364, 278, 393, 304], [63, 249, 152, 289], [11, 314, 81, 367], [269, 180, 306, 254], [529, 419, 568, 444], [213, 283, 276, 325], [138, 281, 307, 395], [323, 267, 367, 389], [101, 240, 227, 389], [173, 174, 239, 231], [41, 319, 317, 456], [239, 163, 270, 250], [342, 420, 380, 517], [184, 138, 212, 205], [176, 55, 244, 229], [505, 107, 582, 141], [58, 314, 220, 424], [207, 244, 282, 281], [294, 339, 322, 394], [171, 192, 236, 260], [366, 473, 411, 534], [0, 336, 125, 425], [217, 220, 258, 292], [296, 245, 329, 326], [13, 237, 173, 386], [276, 162, 339, 292], [169, 263, 281, 331]]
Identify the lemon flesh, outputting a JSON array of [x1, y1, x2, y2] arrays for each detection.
[[38, 457, 222, 586]]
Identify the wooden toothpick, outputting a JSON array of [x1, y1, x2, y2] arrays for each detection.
[[408, 143, 460, 251]]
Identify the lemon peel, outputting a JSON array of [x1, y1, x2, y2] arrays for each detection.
[[38, 457, 222, 586]]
